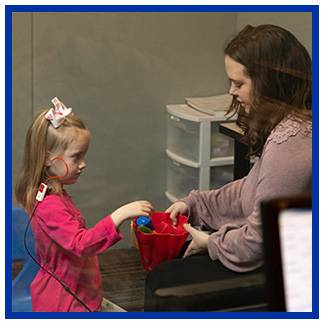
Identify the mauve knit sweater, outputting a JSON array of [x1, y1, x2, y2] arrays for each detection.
[[181, 116, 312, 272]]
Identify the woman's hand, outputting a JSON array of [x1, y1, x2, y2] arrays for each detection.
[[165, 201, 188, 226], [183, 224, 209, 257], [111, 200, 154, 228]]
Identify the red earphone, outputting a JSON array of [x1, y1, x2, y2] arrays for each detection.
[[36, 157, 69, 202]]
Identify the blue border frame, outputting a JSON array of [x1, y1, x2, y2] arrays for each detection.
[[5, 4, 319, 319]]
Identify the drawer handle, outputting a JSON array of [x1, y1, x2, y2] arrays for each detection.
[[170, 115, 181, 122], [171, 160, 181, 167]]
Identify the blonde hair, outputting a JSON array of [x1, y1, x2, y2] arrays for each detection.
[[15, 108, 88, 214]]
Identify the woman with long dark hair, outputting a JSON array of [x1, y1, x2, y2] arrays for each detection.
[[145, 24, 312, 310]]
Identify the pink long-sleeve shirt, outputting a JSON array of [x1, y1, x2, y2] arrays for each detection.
[[30, 193, 122, 312], [182, 116, 312, 272]]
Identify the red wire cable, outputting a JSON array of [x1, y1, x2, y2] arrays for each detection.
[[45, 156, 69, 183]]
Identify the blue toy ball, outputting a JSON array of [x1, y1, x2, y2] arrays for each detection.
[[136, 216, 153, 229]]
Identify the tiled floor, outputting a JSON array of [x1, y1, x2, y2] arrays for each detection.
[[99, 248, 147, 312], [12, 247, 147, 312]]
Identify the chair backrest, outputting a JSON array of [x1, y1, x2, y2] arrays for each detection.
[[12, 206, 39, 312], [12, 207, 36, 260]]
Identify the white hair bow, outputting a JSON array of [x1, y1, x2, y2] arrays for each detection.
[[45, 97, 73, 128]]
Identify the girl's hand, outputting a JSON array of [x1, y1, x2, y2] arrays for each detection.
[[111, 200, 154, 228], [165, 201, 188, 226], [183, 224, 209, 258]]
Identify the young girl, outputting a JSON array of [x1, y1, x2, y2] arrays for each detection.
[[15, 97, 154, 312]]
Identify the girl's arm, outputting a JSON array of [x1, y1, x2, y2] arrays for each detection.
[[34, 198, 152, 257], [110, 200, 153, 228]]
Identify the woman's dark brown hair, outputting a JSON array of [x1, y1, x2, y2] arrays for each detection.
[[225, 24, 312, 157]]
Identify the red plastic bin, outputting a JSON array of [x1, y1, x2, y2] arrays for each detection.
[[132, 212, 188, 271]]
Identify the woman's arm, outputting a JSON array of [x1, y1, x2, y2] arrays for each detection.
[[181, 176, 248, 230], [206, 132, 311, 272]]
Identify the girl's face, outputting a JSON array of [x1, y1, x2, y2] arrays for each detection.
[[48, 129, 91, 185], [225, 55, 253, 110]]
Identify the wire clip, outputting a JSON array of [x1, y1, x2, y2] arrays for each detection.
[[36, 183, 48, 201]]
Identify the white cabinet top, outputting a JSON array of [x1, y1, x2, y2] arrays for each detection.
[[167, 104, 211, 122], [185, 94, 232, 115], [167, 102, 233, 122]]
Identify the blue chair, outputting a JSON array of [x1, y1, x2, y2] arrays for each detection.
[[12, 206, 39, 312]]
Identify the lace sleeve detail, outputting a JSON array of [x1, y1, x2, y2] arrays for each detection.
[[266, 116, 312, 144]]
